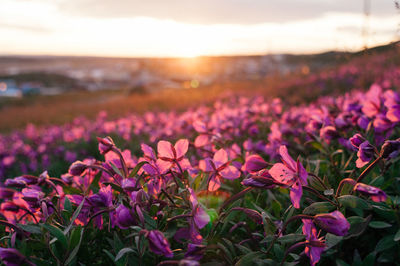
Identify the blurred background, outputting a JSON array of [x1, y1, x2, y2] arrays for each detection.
[[0, 0, 399, 131]]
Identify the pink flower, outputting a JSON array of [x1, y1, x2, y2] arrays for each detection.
[[269, 145, 308, 208], [200, 149, 240, 191], [302, 219, 325, 266], [157, 139, 191, 173], [97, 136, 115, 155], [354, 183, 387, 202], [242, 154, 268, 173], [314, 210, 350, 236]]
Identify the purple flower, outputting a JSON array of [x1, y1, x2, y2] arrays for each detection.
[[97, 136, 115, 155], [68, 160, 87, 176], [88, 185, 113, 208], [200, 149, 240, 191], [115, 204, 137, 229], [314, 210, 350, 236], [5, 175, 37, 188], [0, 188, 15, 200], [320, 126, 338, 144], [380, 139, 400, 159], [121, 178, 137, 192], [146, 230, 173, 258], [269, 145, 308, 208], [354, 183, 387, 202], [0, 248, 33, 266], [241, 170, 276, 189], [356, 141, 375, 168], [242, 154, 268, 173], [349, 134, 365, 149], [157, 139, 191, 173], [187, 188, 210, 243], [185, 243, 206, 260], [22, 188, 44, 209], [302, 219, 325, 266]]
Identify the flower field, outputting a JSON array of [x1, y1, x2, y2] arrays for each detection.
[[1, 73, 400, 265]]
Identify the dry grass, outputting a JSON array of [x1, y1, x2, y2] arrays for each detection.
[[0, 80, 274, 133]]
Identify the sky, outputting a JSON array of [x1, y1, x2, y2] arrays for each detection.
[[0, 0, 399, 58]]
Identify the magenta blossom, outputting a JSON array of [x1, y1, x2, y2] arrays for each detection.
[[146, 230, 173, 258], [354, 183, 387, 202], [241, 170, 276, 189], [356, 141, 375, 168], [242, 154, 269, 173], [200, 149, 240, 191], [269, 145, 308, 208], [97, 136, 115, 155], [115, 204, 137, 229], [157, 139, 191, 173], [302, 219, 326, 266], [314, 210, 350, 236], [0, 248, 34, 266]]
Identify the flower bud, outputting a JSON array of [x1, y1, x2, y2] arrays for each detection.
[[116, 204, 137, 229], [349, 134, 366, 148], [380, 139, 400, 159], [185, 243, 206, 260], [0, 188, 15, 200], [22, 188, 44, 209], [243, 155, 268, 173], [68, 161, 88, 176], [146, 230, 173, 258], [354, 183, 387, 202], [231, 207, 263, 224], [97, 136, 115, 155], [0, 248, 33, 266], [314, 210, 350, 236]]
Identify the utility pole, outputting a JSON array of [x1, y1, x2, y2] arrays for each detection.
[[362, 0, 371, 50]]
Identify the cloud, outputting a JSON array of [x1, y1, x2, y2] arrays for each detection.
[[58, 0, 398, 24], [0, 23, 52, 33]]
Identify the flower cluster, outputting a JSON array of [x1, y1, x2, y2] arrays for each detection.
[[0, 84, 399, 265]]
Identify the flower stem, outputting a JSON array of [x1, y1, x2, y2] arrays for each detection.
[[356, 156, 382, 183]]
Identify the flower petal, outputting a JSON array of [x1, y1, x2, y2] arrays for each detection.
[[158, 140, 174, 159], [269, 163, 295, 185], [220, 165, 240, 180], [175, 139, 189, 158]]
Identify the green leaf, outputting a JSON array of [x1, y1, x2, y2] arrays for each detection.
[[64, 197, 86, 235], [235, 251, 264, 266], [64, 197, 72, 213], [69, 226, 83, 249], [325, 233, 343, 249], [346, 215, 372, 238], [65, 227, 84, 265], [277, 234, 305, 244], [336, 259, 350, 266], [369, 221, 392, 229], [362, 252, 376, 266], [375, 235, 396, 253], [338, 195, 371, 210], [143, 212, 157, 229], [234, 244, 252, 255], [18, 224, 41, 234], [103, 182, 124, 193], [109, 161, 124, 178], [394, 229, 400, 241], [42, 224, 68, 250], [306, 141, 324, 152], [129, 161, 147, 178], [115, 247, 135, 261], [103, 249, 115, 262], [303, 201, 335, 215]]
